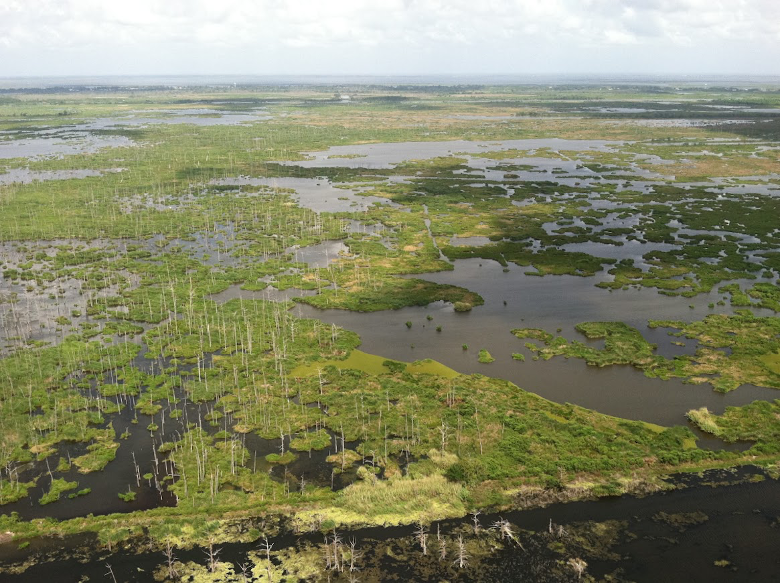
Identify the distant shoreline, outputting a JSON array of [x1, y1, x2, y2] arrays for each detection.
[[2, 73, 780, 91]]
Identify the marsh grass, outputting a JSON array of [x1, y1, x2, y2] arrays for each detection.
[[2, 83, 780, 558]]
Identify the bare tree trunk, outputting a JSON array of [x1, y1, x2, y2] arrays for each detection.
[[454, 535, 469, 569], [163, 539, 179, 581], [105, 563, 117, 583], [414, 522, 428, 555], [471, 510, 481, 534]]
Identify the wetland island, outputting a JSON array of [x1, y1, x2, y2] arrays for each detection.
[[0, 79, 779, 582]]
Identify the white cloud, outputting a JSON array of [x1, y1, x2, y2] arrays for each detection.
[[0, 0, 777, 75]]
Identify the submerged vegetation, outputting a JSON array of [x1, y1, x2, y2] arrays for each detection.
[[1, 81, 780, 580]]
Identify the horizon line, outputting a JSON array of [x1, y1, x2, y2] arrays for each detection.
[[2, 72, 780, 89]]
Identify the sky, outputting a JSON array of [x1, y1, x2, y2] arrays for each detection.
[[1, 0, 779, 78]]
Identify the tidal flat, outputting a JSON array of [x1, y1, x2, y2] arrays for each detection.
[[1, 81, 779, 582]]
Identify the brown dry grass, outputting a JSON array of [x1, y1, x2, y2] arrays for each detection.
[[642, 154, 780, 181]]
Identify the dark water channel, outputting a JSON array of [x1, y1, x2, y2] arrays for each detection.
[[2, 467, 778, 582]]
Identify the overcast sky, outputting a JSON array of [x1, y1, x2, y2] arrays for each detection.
[[1, 0, 778, 78]]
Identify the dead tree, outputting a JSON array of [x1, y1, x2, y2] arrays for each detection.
[[238, 562, 251, 582], [414, 522, 429, 555], [205, 538, 221, 573], [568, 557, 588, 580], [330, 529, 343, 572], [438, 537, 448, 562], [259, 536, 274, 582], [105, 563, 117, 584], [163, 539, 179, 581], [549, 518, 568, 539], [471, 510, 481, 534], [491, 517, 524, 550], [453, 535, 469, 569], [348, 538, 362, 572]]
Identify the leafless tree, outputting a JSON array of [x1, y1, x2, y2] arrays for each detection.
[[331, 529, 343, 572], [323, 534, 332, 571], [163, 539, 179, 581], [260, 536, 274, 582], [205, 538, 221, 573], [568, 557, 587, 580], [438, 537, 448, 562], [453, 535, 469, 569], [348, 538, 362, 572], [414, 522, 429, 555], [471, 510, 481, 534], [237, 562, 251, 582], [491, 517, 519, 545], [549, 518, 567, 539]]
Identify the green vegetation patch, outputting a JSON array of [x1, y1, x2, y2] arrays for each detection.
[[297, 277, 483, 312], [291, 349, 459, 379], [0, 338, 139, 468], [761, 351, 780, 374], [649, 312, 780, 392], [517, 314, 780, 392], [39, 478, 79, 505], [688, 400, 780, 454], [296, 473, 467, 527]]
